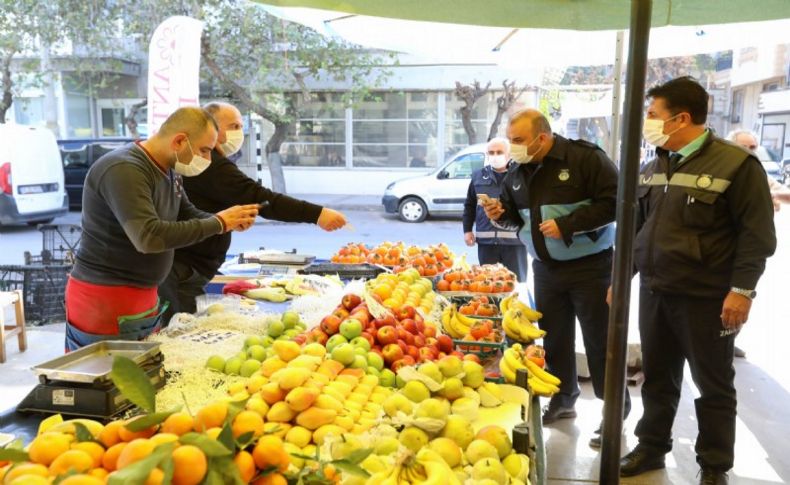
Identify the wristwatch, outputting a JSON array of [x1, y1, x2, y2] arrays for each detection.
[[731, 287, 757, 299]]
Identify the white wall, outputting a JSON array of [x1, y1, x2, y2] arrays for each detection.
[[257, 167, 429, 195]]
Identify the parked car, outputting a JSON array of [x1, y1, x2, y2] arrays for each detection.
[[754, 146, 785, 185], [0, 124, 69, 226], [58, 138, 136, 209], [382, 144, 486, 222]]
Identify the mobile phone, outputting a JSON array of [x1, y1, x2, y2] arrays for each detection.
[[257, 201, 270, 211]]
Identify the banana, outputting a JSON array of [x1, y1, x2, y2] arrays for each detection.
[[244, 287, 288, 302], [525, 359, 561, 387], [453, 309, 477, 327], [503, 347, 527, 372], [528, 376, 560, 396], [503, 309, 546, 342], [510, 298, 543, 322], [450, 314, 471, 339], [415, 449, 462, 485], [499, 358, 518, 384], [499, 292, 516, 314]]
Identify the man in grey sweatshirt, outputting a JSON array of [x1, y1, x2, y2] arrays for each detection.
[[65, 107, 259, 350]]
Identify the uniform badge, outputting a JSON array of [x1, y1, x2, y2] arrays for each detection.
[[512, 184, 522, 191], [558, 169, 570, 181], [640, 174, 653, 184], [696, 174, 713, 189]]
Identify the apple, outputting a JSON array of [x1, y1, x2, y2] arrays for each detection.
[[333, 307, 350, 320], [373, 314, 397, 329], [423, 325, 437, 338], [419, 347, 437, 362], [376, 326, 398, 345], [359, 332, 376, 348], [407, 346, 420, 361], [350, 354, 368, 369], [401, 319, 418, 334], [306, 328, 328, 345], [331, 343, 356, 366], [425, 337, 437, 347], [339, 318, 363, 340], [451, 350, 465, 359], [403, 332, 415, 346], [367, 351, 385, 371], [413, 335, 426, 347], [351, 336, 371, 352], [321, 315, 342, 335], [414, 312, 424, 326], [401, 355, 416, 366], [463, 354, 481, 364], [436, 334, 454, 354], [382, 344, 404, 365], [391, 359, 411, 372], [395, 305, 416, 320], [379, 368, 397, 387], [397, 340, 409, 355], [341, 293, 363, 311], [326, 334, 348, 352]]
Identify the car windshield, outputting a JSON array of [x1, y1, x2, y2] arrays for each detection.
[[441, 153, 485, 178]]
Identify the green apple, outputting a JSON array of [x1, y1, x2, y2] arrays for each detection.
[[267, 319, 285, 338], [247, 345, 267, 362], [379, 368, 396, 387], [240, 359, 262, 377], [281, 311, 300, 329], [351, 336, 371, 352], [223, 357, 243, 375], [244, 336, 263, 348], [366, 367, 381, 377], [331, 343, 356, 366], [326, 334, 348, 353], [205, 355, 225, 372], [350, 354, 368, 369], [367, 352, 385, 371], [339, 318, 363, 340]]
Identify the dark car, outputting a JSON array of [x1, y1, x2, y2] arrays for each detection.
[[58, 138, 136, 209]]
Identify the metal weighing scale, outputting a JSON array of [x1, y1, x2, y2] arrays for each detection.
[[17, 341, 165, 420], [238, 248, 316, 277]]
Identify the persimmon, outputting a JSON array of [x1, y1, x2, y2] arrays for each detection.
[[436, 280, 450, 291]]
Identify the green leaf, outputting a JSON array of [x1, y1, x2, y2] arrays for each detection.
[[72, 422, 96, 443], [110, 355, 156, 413], [107, 442, 175, 485], [5, 439, 24, 450], [235, 431, 255, 449], [226, 397, 250, 423], [0, 448, 29, 462], [179, 432, 233, 457], [205, 468, 225, 485], [342, 448, 374, 465], [331, 460, 371, 478], [160, 455, 174, 485], [217, 422, 235, 452], [212, 456, 246, 485], [125, 407, 181, 432]]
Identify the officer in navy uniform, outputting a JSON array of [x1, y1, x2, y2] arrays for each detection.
[[481, 109, 630, 443], [462, 137, 528, 281], [618, 77, 776, 485]]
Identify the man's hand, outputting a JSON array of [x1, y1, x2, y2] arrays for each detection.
[[317, 208, 347, 231], [720, 291, 753, 330], [464, 232, 476, 246], [539, 219, 563, 239], [217, 204, 259, 233], [481, 198, 505, 221]]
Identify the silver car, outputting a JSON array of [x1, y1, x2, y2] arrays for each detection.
[[382, 144, 486, 222]]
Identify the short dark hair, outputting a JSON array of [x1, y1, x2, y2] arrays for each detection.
[[646, 76, 709, 125], [158, 106, 218, 138]]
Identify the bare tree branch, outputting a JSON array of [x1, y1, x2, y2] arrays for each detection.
[[123, 98, 147, 138], [488, 79, 531, 141], [454, 80, 491, 145]]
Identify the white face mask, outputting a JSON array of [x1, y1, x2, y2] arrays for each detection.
[[220, 129, 244, 156], [487, 154, 508, 170], [510, 136, 541, 164], [642, 114, 681, 147], [174, 138, 211, 177]]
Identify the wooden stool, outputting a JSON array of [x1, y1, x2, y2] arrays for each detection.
[[0, 290, 27, 363]]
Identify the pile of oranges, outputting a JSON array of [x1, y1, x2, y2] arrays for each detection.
[[436, 264, 516, 294], [330, 242, 454, 276], [329, 242, 370, 264]]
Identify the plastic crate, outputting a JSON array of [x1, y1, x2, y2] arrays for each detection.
[[0, 264, 71, 324], [38, 224, 82, 264]]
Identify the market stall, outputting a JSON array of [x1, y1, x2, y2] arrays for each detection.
[[0, 243, 552, 485]]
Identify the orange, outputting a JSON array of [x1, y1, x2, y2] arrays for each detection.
[[28, 431, 72, 466], [252, 473, 288, 485], [2, 463, 49, 482], [59, 474, 105, 485], [49, 449, 94, 475], [101, 442, 127, 471], [193, 401, 228, 432], [118, 417, 158, 442], [115, 438, 154, 470], [232, 410, 264, 439], [252, 435, 289, 472], [149, 433, 180, 447], [233, 451, 256, 483], [71, 441, 105, 468], [144, 468, 165, 485], [204, 427, 222, 440], [171, 445, 207, 485], [98, 420, 124, 448], [89, 468, 109, 480], [161, 412, 194, 436]]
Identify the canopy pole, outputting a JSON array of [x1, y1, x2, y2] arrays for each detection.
[[599, 0, 652, 483], [608, 31, 625, 163]]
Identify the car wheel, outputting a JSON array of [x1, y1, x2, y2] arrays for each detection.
[[398, 197, 428, 223]]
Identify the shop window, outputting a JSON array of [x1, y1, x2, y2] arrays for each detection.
[[280, 143, 345, 167], [13, 97, 45, 126]]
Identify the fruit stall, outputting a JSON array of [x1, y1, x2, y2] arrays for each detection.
[[0, 242, 556, 485]]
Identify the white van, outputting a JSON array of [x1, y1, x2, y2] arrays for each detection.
[[382, 143, 487, 222], [0, 124, 68, 225]]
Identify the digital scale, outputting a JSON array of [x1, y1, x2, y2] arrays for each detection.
[[237, 248, 316, 277], [17, 341, 165, 420]]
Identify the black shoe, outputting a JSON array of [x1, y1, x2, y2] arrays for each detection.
[[542, 404, 577, 425], [619, 447, 666, 477], [733, 346, 746, 358], [699, 467, 728, 485]]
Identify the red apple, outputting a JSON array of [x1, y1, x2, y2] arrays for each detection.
[[360, 332, 376, 347], [320, 315, 342, 335], [376, 326, 398, 345], [373, 314, 397, 329], [307, 328, 329, 345], [401, 318, 418, 334], [397, 328, 409, 341], [395, 305, 416, 320], [407, 346, 420, 361], [391, 359, 410, 372], [451, 350, 465, 358], [463, 354, 481, 364], [414, 312, 424, 326], [350, 311, 370, 327], [342, 293, 363, 311], [425, 337, 438, 347], [401, 355, 416, 366], [419, 347, 436, 362], [436, 334, 454, 353], [416, 320, 426, 333], [423, 325, 437, 338], [413, 335, 426, 347], [397, 340, 409, 355], [403, 332, 415, 346], [382, 344, 404, 365], [370, 347, 383, 357], [333, 307, 350, 320]]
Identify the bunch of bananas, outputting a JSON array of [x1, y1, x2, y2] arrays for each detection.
[[500, 293, 545, 342], [440, 305, 478, 339], [499, 344, 561, 396], [369, 448, 461, 485]]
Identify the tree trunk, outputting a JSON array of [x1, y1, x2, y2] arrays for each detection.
[[454, 81, 490, 146], [488, 80, 530, 141], [460, 105, 477, 145], [124, 98, 147, 138], [265, 121, 289, 194], [40, 42, 60, 137], [0, 53, 13, 124]]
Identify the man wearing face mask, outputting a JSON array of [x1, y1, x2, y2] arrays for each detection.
[[462, 137, 527, 281], [65, 107, 259, 350], [481, 109, 629, 443], [158, 102, 348, 320], [618, 77, 776, 484]]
